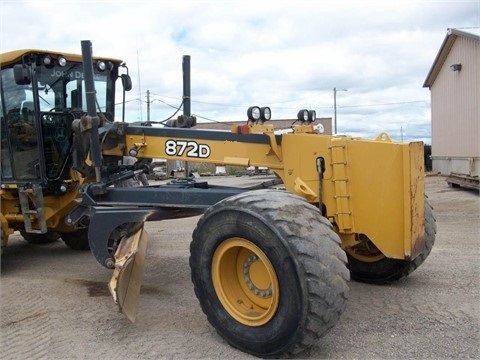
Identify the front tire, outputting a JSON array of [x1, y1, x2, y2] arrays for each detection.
[[346, 197, 437, 284], [190, 189, 349, 358], [60, 228, 90, 250]]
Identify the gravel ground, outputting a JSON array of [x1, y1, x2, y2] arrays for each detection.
[[1, 174, 479, 359]]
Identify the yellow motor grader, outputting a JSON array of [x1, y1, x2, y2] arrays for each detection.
[[0, 41, 436, 358]]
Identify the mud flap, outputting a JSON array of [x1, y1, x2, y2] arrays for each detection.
[[108, 226, 149, 322]]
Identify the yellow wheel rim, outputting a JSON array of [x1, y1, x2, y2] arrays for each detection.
[[212, 238, 279, 327], [346, 248, 385, 262]]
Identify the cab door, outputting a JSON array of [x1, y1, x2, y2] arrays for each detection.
[[1, 68, 42, 182]]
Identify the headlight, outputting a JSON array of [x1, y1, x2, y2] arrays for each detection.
[[297, 109, 309, 122], [129, 148, 138, 157], [261, 107, 271, 121], [297, 109, 316, 123], [248, 106, 272, 122], [247, 106, 261, 121]]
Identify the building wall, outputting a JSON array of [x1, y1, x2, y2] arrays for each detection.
[[430, 36, 479, 176], [431, 36, 479, 157]]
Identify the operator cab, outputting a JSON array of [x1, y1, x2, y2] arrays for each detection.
[[0, 50, 128, 192]]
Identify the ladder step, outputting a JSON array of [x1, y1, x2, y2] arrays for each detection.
[[18, 184, 47, 234], [331, 139, 353, 231]]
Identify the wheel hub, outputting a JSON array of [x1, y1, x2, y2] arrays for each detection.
[[242, 254, 272, 298]]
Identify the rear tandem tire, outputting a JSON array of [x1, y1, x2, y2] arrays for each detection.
[[190, 189, 350, 358], [346, 197, 437, 284], [20, 230, 60, 244], [60, 228, 90, 251]]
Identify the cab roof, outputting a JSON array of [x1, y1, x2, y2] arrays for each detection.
[[0, 48, 123, 67]]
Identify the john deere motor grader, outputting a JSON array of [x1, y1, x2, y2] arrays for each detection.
[[0, 41, 436, 358]]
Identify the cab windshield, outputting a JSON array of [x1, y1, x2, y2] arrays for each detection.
[[35, 62, 112, 116]]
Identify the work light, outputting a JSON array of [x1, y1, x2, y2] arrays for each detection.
[[297, 109, 309, 122], [297, 109, 316, 123], [97, 60, 106, 71], [43, 55, 54, 67], [260, 107, 271, 122], [247, 106, 261, 121], [57, 56, 67, 67]]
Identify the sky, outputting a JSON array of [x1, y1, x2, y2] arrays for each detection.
[[1, 0, 479, 144]]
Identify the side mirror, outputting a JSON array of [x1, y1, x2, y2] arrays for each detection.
[[120, 74, 132, 91], [13, 64, 31, 85]]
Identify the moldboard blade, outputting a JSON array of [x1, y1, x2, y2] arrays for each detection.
[[108, 227, 149, 322]]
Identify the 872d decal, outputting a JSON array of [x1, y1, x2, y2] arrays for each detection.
[[165, 139, 211, 158]]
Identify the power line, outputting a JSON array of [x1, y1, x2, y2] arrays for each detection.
[[340, 100, 428, 108], [148, 91, 306, 106], [122, 91, 430, 125], [147, 94, 428, 110]]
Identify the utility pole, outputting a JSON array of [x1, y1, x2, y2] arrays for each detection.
[[333, 87, 347, 134]]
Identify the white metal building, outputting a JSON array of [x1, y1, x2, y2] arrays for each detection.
[[423, 28, 479, 187]]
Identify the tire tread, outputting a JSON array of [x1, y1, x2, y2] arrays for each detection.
[[191, 189, 350, 357]]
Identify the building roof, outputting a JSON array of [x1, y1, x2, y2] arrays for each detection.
[[423, 28, 480, 88]]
